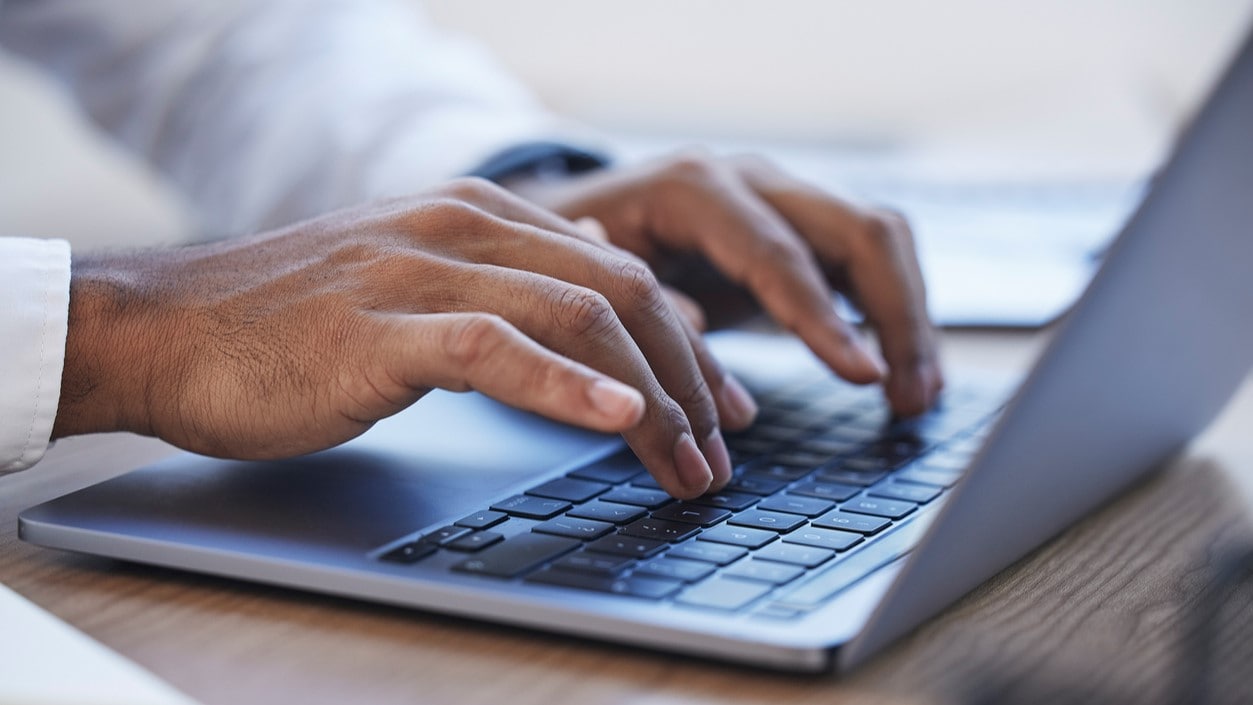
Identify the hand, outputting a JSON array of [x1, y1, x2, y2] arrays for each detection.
[[509, 151, 944, 415], [53, 179, 757, 498]]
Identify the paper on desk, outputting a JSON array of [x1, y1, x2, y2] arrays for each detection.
[[0, 582, 198, 705]]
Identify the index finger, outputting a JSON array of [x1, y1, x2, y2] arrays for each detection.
[[736, 159, 944, 414], [651, 160, 887, 385]]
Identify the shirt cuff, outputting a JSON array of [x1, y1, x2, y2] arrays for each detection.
[[466, 141, 611, 184], [0, 238, 72, 475]]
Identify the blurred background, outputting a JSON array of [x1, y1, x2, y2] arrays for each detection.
[[2, 0, 1250, 321]]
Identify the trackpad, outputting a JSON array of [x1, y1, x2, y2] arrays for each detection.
[[30, 391, 620, 557]]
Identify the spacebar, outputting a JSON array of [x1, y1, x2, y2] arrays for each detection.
[[452, 533, 581, 578], [772, 517, 930, 609]]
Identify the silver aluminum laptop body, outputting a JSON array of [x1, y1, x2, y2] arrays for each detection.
[[18, 31, 1253, 673]]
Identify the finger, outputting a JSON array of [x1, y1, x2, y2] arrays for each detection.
[[379, 312, 645, 432], [844, 212, 944, 414], [735, 159, 944, 413], [439, 207, 741, 475], [437, 177, 603, 245], [574, 216, 610, 243], [669, 292, 758, 435], [452, 264, 723, 499], [650, 159, 887, 384]]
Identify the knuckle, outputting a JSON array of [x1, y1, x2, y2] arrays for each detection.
[[858, 211, 910, 250], [525, 355, 575, 400], [730, 152, 775, 174], [444, 313, 509, 369], [608, 258, 664, 311], [756, 235, 808, 270], [662, 149, 721, 184], [654, 397, 694, 435], [439, 176, 502, 203], [673, 375, 718, 430], [551, 286, 619, 340], [427, 197, 489, 229]]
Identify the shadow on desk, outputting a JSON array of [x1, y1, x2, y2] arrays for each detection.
[[4, 449, 1253, 705]]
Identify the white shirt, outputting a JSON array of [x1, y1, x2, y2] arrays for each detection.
[[0, 0, 594, 474]]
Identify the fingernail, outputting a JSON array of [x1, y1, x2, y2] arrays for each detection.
[[587, 378, 644, 423], [673, 432, 713, 495], [720, 374, 759, 428], [848, 337, 888, 381], [701, 429, 733, 489]]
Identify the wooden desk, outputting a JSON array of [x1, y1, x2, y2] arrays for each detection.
[[3, 331, 1252, 705]]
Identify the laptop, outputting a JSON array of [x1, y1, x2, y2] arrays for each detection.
[[18, 30, 1253, 673]]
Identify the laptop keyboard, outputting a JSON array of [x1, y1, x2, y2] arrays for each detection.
[[375, 375, 1005, 618]]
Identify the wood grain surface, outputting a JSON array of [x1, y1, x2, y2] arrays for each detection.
[[3, 331, 1252, 705]]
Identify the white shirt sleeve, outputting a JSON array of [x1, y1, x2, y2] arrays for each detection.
[[0, 0, 601, 238], [0, 238, 71, 475]]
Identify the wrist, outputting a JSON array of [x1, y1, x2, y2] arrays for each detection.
[[52, 254, 170, 439]]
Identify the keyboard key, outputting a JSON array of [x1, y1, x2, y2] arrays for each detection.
[[768, 450, 831, 468], [743, 464, 813, 482], [526, 568, 683, 600], [932, 445, 978, 466], [455, 510, 508, 530], [745, 424, 811, 442], [840, 457, 899, 473], [869, 482, 943, 504], [789, 481, 861, 502], [783, 527, 863, 552], [796, 438, 860, 457], [585, 534, 668, 559], [772, 518, 927, 609], [728, 509, 807, 533], [725, 475, 789, 496], [896, 466, 962, 488], [722, 560, 805, 585], [567, 450, 643, 484], [689, 490, 759, 512], [843, 496, 916, 519], [422, 525, 472, 546], [628, 472, 664, 490], [532, 516, 615, 540], [821, 426, 880, 443], [551, 551, 635, 576], [847, 408, 890, 430], [753, 542, 835, 568], [620, 517, 700, 543], [811, 510, 891, 535], [675, 577, 773, 611], [860, 438, 927, 465], [491, 495, 571, 520], [567, 501, 647, 524], [697, 524, 777, 549], [600, 486, 672, 509], [526, 477, 610, 503], [453, 533, 580, 578], [650, 502, 731, 526], [634, 557, 717, 583], [814, 469, 888, 486], [757, 493, 835, 517], [725, 437, 778, 456], [379, 541, 437, 564], [445, 531, 504, 552], [752, 605, 807, 620], [667, 541, 748, 565]]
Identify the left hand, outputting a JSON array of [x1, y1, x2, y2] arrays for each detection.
[[507, 151, 944, 416]]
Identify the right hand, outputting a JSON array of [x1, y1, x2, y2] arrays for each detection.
[[52, 179, 757, 498]]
